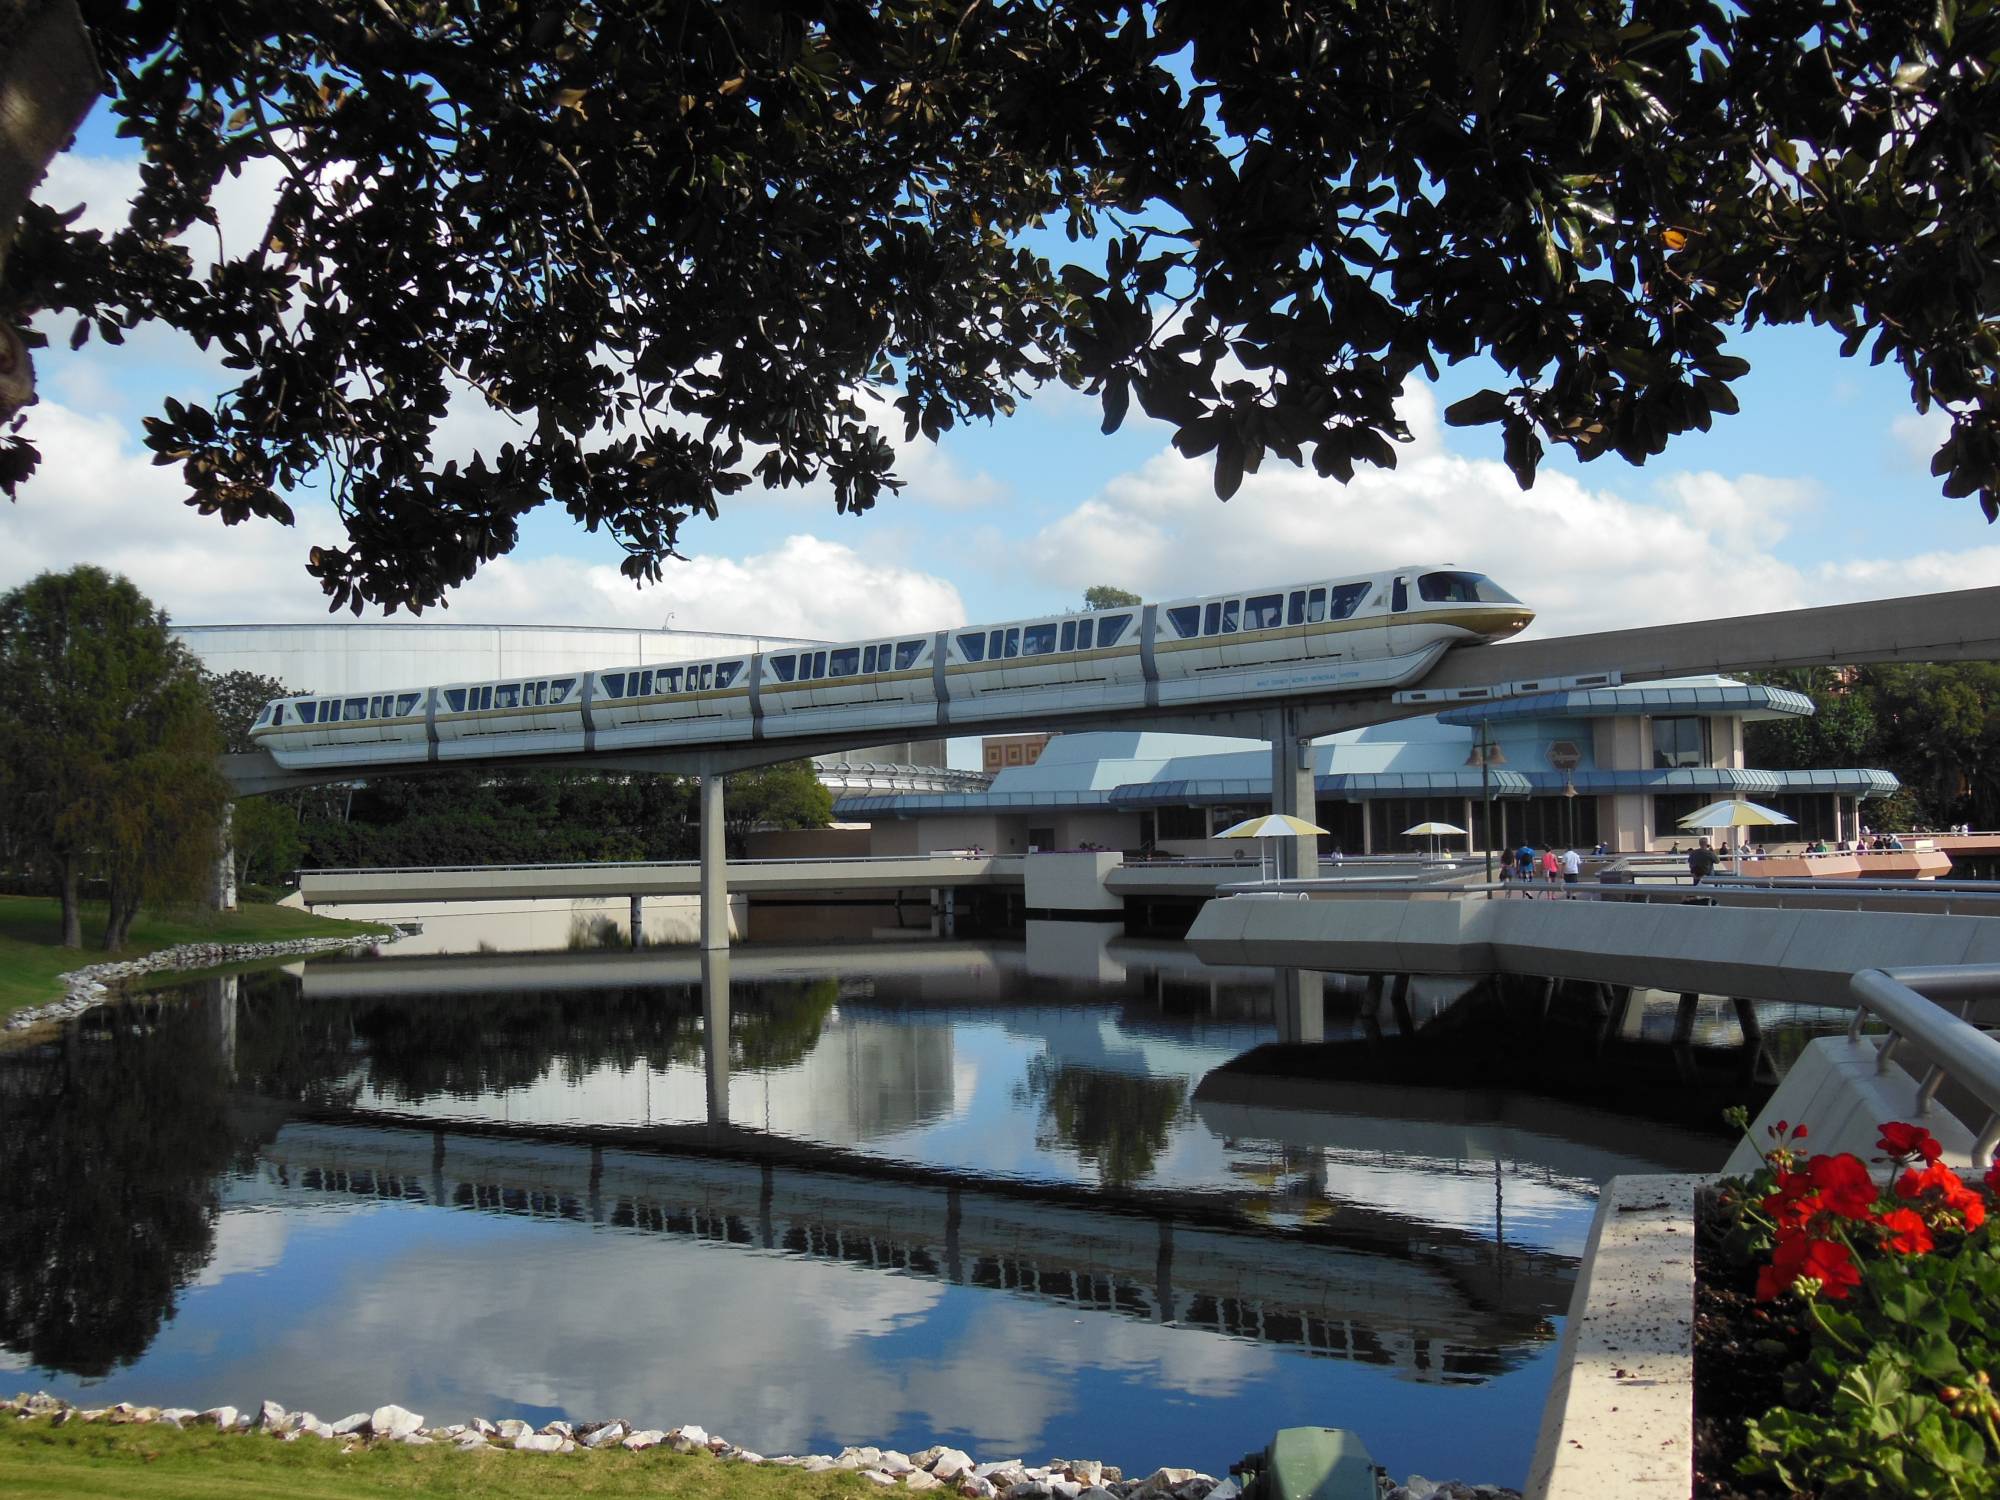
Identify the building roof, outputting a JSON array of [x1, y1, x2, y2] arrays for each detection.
[[1437, 680, 1814, 726]]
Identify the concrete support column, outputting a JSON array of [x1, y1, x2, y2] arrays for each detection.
[[1463, 797, 1476, 856], [1832, 795, 1844, 843], [699, 769, 729, 951], [1361, 805, 1374, 855], [1274, 968, 1325, 1043], [1267, 706, 1317, 878], [629, 894, 644, 948]]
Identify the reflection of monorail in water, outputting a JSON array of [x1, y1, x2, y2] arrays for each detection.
[[249, 568, 1533, 769], [247, 1121, 1561, 1383]]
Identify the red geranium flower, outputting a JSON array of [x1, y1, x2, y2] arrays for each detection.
[[1756, 1232, 1862, 1301], [1877, 1122, 1943, 1164], [1877, 1206, 1935, 1256], [1806, 1152, 1880, 1218], [1897, 1160, 1989, 1231]]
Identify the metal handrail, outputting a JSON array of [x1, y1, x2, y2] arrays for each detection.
[[1217, 875, 2000, 912], [1848, 967, 2000, 1168]]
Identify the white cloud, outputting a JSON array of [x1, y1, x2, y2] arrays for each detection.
[[36, 149, 285, 273], [1014, 389, 1997, 638], [1891, 408, 1950, 467]]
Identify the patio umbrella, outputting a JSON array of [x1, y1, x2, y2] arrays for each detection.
[[1216, 813, 1330, 882], [1676, 798, 1796, 874], [1402, 819, 1469, 859]]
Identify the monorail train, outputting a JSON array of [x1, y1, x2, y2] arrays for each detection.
[[247, 565, 1533, 770]]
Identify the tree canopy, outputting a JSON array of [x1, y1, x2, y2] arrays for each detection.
[[1082, 585, 1142, 610], [0, 565, 228, 947], [5, 1, 1999, 614]]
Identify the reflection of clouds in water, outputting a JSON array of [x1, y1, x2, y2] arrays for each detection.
[[194, 1204, 375, 1288], [182, 1211, 1281, 1457]]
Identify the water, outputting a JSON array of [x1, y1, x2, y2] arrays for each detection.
[[0, 917, 1763, 1482]]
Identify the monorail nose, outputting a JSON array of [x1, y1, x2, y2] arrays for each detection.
[[1488, 609, 1534, 641]]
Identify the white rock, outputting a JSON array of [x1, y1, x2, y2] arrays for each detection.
[[622, 1430, 667, 1451], [912, 1448, 946, 1470], [496, 1419, 534, 1441], [329, 1412, 370, 1436], [582, 1422, 628, 1450], [933, 1450, 977, 1481], [961, 1481, 999, 1500], [193, 1406, 239, 1430], [673, 1424, 710, 1453], [303, 1420, 336, 1441], [1207, 1481, 1242, 1500], [370, 1405, 425, 1441], [540, 1420, 574, 1439], [883, 1452, 915, 1475], [256, 1400, 289, 1430], [471, 1417, 498, 1436], [976, 1462, 1026, 1480], [400, 1434, 434, 1446], [908, 1473, 945, 1491], [737, 1451, 766, 1464], [160, 1409, 199, 1425], [1067, 1464, 1105, 1488], [805, 1458, 841, 1473], [454, 1433, 490, 1450], [514, 1431, 564, 1452], [864, 1471, 899, 1486], [1137, 1470, 1199, 1498], [558, 1439, 578, 1454]]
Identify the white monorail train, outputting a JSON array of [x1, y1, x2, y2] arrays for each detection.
[[248, 566, 1534, 771]]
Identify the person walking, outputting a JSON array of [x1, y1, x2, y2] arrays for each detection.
[[1688, 837, 1718, 884], [1540, 846, 1560, 895], [1560, 845, 1582, 895]]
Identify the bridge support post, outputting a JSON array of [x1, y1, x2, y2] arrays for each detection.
[[699, 769, 729, 951], [1267, 706, 1317, 879], [629, 894, 643, 948], [209, 801, 238, 912], [1274, 968, 1324, 1043]]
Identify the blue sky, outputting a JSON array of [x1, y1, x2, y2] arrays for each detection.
[[6, 107, 1996, 646]]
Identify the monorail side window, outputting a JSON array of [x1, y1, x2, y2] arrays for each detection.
[[1060, 622, 1076, 652], [396, 693, 421, 715], [1308, 588, 1328, 622], [638, 670, 656, 695], [697, 665, 713, 690], [831, 648, 859, 676], [1391, 577, 1408, 612], [602, 675, 624, 698], [1288, 591, 1306, 625], [1246, 594, 1282, 630], [444, 690, 466, 712], [1022, 623, 1057, 656], [1077, 620, 1094, 650], [272, 705, 286, 725], [956, 634, 985, 663], [1166, 606, 1200, 638], [476, 686, 493, 711], [878, 642, 890, 668], [1328, 583, 1369, 619], [493, 685, 520, 710], [987, 631, 1003, 661], [657, 667, 681, 694], [551, 679, 575, 701], [862, 646, 877, 673], [769, 656, 796, 682], [1203, 602, 1221, 634], [715, 663, 740, 689], [297, 703, 317, 724], [345, 697, 369, 720], [1220, 600, 1240, 633], [812, 652, 827, 679], [1097, 615, 1129, 646], [1003, 628, 1021, 658], [895, 640, 924, 670]]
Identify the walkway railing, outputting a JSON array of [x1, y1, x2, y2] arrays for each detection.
[[299, 853, 1026, 877], [1849, 967, 2000, 1168], [1213, 874, 2000, 914]]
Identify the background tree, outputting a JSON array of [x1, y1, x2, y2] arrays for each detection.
[[199, 668, 295, 755], [231, 794, 303, 890], [1082, 586, 1142, 611], [6, 4, 2000, 612], [721, 761, 834, 856], [0, 566, 227, 947]]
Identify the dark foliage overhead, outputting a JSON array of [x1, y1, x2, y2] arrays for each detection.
[[4, 1, 1998, 613]]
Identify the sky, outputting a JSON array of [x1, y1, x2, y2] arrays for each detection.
[[8, 109, 2000, 655]]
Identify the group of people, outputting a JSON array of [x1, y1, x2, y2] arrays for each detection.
[[1496, 843, 1585, 896]]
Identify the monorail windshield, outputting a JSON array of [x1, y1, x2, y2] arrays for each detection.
[[1417, 572, 1521, 605]]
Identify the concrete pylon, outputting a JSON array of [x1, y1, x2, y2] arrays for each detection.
[[699, 769, 729, 950], [1267, 706, 1318, 879], [1274, 967, 1325, 1042], [210, 801, 238, 912]]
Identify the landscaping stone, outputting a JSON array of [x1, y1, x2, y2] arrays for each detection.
[[931, 1448, 975, 1480], [582, 1421, 628, 1449], [369, 1404, 424, 1441]]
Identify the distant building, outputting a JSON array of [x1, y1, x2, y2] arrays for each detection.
[[839, 677, 1899, 854], [982, 733, 1050, 773]]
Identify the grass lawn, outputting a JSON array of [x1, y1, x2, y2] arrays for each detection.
[[0, 1422, 873, 1500], [0, 894, 393, 1023]]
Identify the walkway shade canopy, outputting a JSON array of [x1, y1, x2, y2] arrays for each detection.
[[1216, 814, 1329, 839], [1675, 799, 1798, 830]]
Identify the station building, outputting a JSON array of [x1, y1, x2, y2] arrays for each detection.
[[836, 677, 1900, 856]]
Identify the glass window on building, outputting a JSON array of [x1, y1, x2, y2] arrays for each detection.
[[1652, 716, 1711, 769]]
